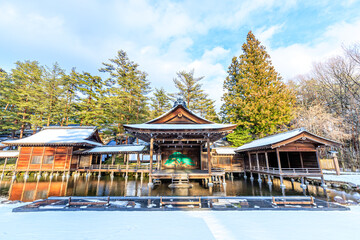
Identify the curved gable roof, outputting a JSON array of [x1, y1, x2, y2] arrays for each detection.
[[146, 104, 213, 124]]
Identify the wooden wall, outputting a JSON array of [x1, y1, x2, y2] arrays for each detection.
[[16, 146, 72, 171]]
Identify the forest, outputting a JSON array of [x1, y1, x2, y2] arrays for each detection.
[[0, 31, 359, 169]]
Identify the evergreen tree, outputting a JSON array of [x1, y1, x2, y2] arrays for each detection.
[[74, 71, 106, 127], [0, 69, 17, 134], [197, 94, 219, 122], [43, 63, 66, 126], [99, 50, 151, 135], [150, 87, 172, 118], [172, 69, 219, 121], [11, 61, 45, 137], [59, 68, 80, 126], [221, 31, 295, 146]]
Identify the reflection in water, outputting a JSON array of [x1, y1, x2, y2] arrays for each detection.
[[0, 175, 359, 202]]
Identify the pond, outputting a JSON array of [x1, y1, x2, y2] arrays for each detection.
[[0, 175, 359, 203]]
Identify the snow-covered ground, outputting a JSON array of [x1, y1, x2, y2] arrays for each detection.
[[321, 170, 360, 185], [0, 203, 359, 240]]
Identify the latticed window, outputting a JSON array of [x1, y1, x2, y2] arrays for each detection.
[[31, 156, 42, 164], [43, 155, 54, 164]]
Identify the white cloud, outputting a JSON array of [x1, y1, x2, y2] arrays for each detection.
[[269, 18, 360, 80]]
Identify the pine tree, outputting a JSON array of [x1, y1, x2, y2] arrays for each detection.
[[221, 31, 295, 146], [0, 69, 17, 134], [172, 69, 219, 120], [150, 87, 172, 118], [74, 71, 106, 127], [172, 69, 204, 111], [197, 94, 219, 122], [42, 63, 66, 126], [99, 50, 151, 135], [11, 61, 45, 137]]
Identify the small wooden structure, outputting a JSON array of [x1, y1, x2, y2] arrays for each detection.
[[236, 128, 341, 186]]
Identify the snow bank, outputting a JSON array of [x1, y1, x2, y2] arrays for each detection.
[[0, 204, 359, 240], [323, 173, 360, 186]]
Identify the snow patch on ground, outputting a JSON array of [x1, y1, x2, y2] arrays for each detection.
[[0, 203, 359, 240], [322, 172, 360, 185]]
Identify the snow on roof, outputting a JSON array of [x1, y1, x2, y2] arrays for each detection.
[[214, 147, 237, 155], [2, 126, 102, 146], [236, 128, 306, 152], [124, 123, 236, 130], [0, 151, 19, 158], [236, 128, 339, 152], [78, 145, 146, 154]]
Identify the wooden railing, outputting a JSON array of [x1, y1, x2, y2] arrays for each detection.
[[79, 164, 157, 171], [246, 166, 321, 174]]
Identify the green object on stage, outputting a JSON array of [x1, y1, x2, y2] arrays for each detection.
[[164, 152, 195, 167]]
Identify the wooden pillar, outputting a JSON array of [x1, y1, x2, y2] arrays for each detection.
[[111, 154, 115, 165], [256, 152, 260, 170], [1, 157, 8, 178], [299, 152, 304, 168], [137, 153, 140, 168], [125, 153, 129, 178], [207, 138, 211, 175], [156, 152, 160, 170], [265, 151, 269, 171], [200, 144, 203, 170], [286, 152, 291, 168], [247, 152, 252, 170], [149, 137, 154, 182], [315, 148, 323, 175], [99, 154, 103, 176], [276, 148, 282, 173], [89, 155, 93, 170]]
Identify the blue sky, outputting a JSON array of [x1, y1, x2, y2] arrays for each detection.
[[1, 0, 360, 109]]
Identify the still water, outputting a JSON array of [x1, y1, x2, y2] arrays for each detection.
[[0, 175, 359, 202]]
